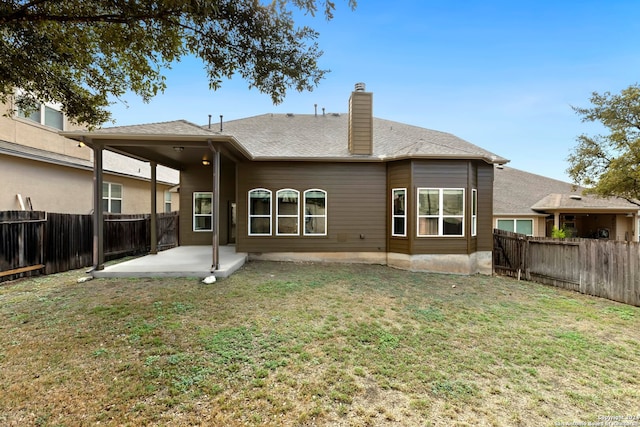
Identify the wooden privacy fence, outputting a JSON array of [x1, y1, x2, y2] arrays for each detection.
[[0, 211, 178, 282], [493, 229, 640, 307]]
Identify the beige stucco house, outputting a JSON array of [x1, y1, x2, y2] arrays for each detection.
[[493, 166, 639, 241], [0, 96, 178, 214]]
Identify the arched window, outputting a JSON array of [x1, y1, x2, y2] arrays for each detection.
[[303, 189, 327, 236], [276, 189, 300, 235], [248, 188, 272, 235]]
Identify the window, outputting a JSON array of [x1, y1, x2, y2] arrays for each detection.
[[193, 192, 212, 231], [164, 191, 172, 213], [276, 189, 299, 235], [392, 188, 406, 237], [471, 189, 478, 236], [249, 189, 272, 235], [304, 189, 327, 236], [417, 188, 464, 237], [496, 219, 533, 236], [16, 100, 64, 130], [102, 182, 123, 213]]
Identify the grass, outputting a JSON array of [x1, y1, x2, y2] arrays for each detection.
[[1, 261, 639, 426]]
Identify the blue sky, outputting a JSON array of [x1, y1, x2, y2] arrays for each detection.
[[107, 0, 640, 182]]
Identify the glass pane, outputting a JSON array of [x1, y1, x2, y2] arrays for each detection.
[[111, 200, 122, 214], [18, 103, 41, 123], [278, 217, 298, 235], [305, 191, 326, 214], [443, 217, 463, 235], [497, 220, 515, 232], [165, 191, 171, 202], [102, 182, 109, 197], [110, 184, 122, 199], [472, 190, 477, 215], [194, 193, 212, 214], [278, 191, 298, 215], [165, 202, 171, 213], [393, 189, 405, 215], [418, 189, 439, 215], [250, 191, 271, 215], [305, 217, 325, 235], [418, 217, 438, 235], [516, 220, 533, 235], [443, 190, 463, 215], [250, 217, 270, 234], [393, 217, 405, 235], [44, 106, 64, 130], [102, 199, 108, 212], [194, 215, 212, 231]]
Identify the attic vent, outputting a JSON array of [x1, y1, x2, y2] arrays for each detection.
[[354, 82, 366, 92], [287, 113, 294, 117], [332, 113, 340, 117], [569, 195, 582, 200]]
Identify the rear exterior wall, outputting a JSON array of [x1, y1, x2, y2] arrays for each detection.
[[236, 161, 387, 254]]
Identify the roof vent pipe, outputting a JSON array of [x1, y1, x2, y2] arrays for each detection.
[[354, 82, 366, 92], [208, 114, 212, 129], [314, 103, 317, 117], [322, 107, 325, 116], [219, 115, 223, 132]]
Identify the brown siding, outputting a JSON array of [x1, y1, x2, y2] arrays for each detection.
[[387, 160, 412, 254], [236, 162, 386, 253], [179, 154, 236, 246], [411, 160, 472, 255], [348, 91, 373, 155], [476, 162, 494, 251]]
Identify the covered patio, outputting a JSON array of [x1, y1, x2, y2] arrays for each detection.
[[92, 246, 247, 279]]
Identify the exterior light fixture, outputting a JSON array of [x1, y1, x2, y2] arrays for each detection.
[[173, 146, 184, 152], [202, 159, 211, 166]]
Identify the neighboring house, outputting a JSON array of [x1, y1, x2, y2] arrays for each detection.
[[62, 83, 508, 275], [493, 166, 639, 241], [0, 96, 179, 214]]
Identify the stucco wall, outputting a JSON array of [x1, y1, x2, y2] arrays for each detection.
[[0, 154, 175, 214]]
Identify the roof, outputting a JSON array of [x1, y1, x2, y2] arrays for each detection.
[[83, 119, 218, 137], [493, 166, 638, 215], [0, 139, 179, 185], [219, 113, 508, 163]]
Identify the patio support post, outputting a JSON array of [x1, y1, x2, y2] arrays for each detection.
[[208, 140, 220, 271], [150, 161, 158, 255], [92, 141, 105, 271], [554, 212, 560, 231]]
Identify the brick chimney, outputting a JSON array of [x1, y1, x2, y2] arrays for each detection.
[[348, 82, 373, 155]]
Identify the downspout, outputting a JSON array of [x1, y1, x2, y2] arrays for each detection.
[[208, 139, 220, 271], [150, 161, 158, 254], [92, 140, 105, 271]]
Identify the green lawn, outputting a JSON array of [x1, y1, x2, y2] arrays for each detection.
[[1, 261, 639, 426]]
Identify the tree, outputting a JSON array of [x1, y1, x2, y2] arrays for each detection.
[[567, 84, 640, 206], [0, 0, 355, 127]]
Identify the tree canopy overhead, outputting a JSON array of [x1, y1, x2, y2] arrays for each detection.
[[567, 84, 640, 206], [0, 0, 355, 127]]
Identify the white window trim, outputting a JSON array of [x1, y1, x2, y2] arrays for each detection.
[[495, 218, 534, 236], [303, 189, 327, 236], [103, 182, 123, 214], [14, 89, 65, 130], [193, 192, 213, 232], [417, 188, 465, 237], [471, 189, 478, 237], [276, 188, 300, 236], [248, 188, 272, 236], [392, 187, 407, 237]]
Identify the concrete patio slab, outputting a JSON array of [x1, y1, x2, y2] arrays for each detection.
[[92, 246, 247, 279]]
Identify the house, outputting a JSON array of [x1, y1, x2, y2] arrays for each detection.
[[0, 96, 179, 214], [62, 83, 508, 275], [493, 166, 639, 241]]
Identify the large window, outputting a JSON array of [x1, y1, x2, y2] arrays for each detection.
[[276, 189, 299, 235], [249, 189, 272, 235], [392, 188, 406, 237], [193, 192, 212, 231], [102, 182, 122, 213], [164, 191, 172, 213], [471, 189, 478, 237], [17, 101, 64, 130], [304, 189, 327, 236], [417, 188, 464, 237], [496, 219, 533, 236]]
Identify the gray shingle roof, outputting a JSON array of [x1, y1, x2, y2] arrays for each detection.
[[91, 119, 218, 136], [494, 166, 637, 215], [219, 113, 507, 162]]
